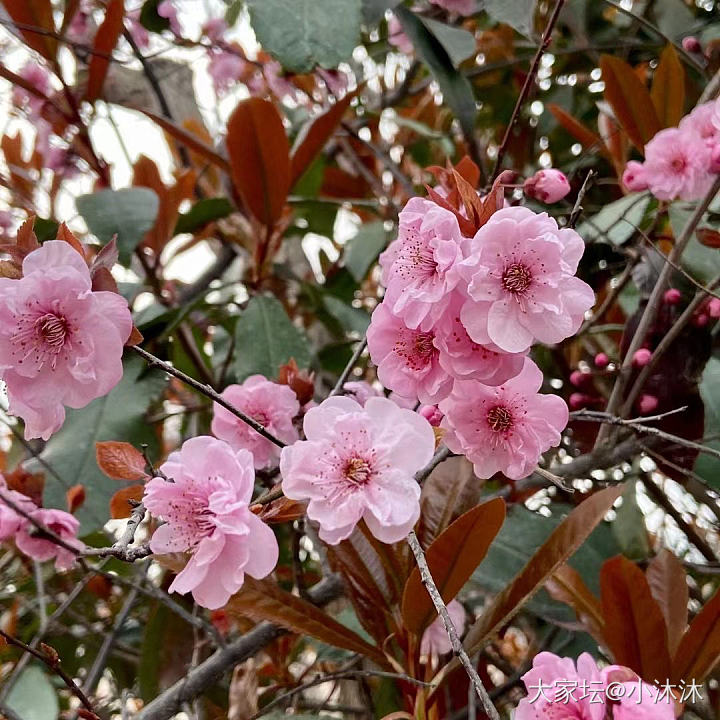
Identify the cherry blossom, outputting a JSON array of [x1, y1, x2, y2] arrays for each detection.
[[16, 508, 83, 571], [420, 599, 466, 656], [280, 396, 435, 544], [143, 436, 279, 609], [0, 241, 132, 440]]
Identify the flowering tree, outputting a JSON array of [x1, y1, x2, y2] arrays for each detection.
[[1, 1, 720, 719]]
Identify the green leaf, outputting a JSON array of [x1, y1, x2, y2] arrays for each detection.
[[395, 6, 477, 140], [362, 0, 400, 25], [323, 295, 371, 335], [225, 0, 243, 26], [76, 188, 159, 264], [419, 17, 477, 68], [174, 197, 233, 235], [36, 356, 166, 534], [482, 0, 538, 39], [577, 193, 652, 246], [139, 0, 170, 32], [671, 201, 720, 285], [343, 220, 390, 282], [613, 480, 651, 560], [695, 357, 720, 490], [6, 667, 59, 720], [33, 217, 58, 243], [246, 0, 362, 72], [235, 295, 312, 380]]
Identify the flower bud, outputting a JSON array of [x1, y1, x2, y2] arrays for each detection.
[[622, 161, 649, 192], [523, 169, 571, 204], [419, 404, 444, 426], [594, 352, 609, 369], [632, 348, 652, 367], [663, 288, 682, 305], [682, 36, 702, 53], [709, 298, 720, 318], [569, 393, 589, 410], [638, 394, 659, 414]]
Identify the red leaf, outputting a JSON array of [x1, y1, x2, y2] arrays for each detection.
[[402, 499, 506, 637], [109, 484, 144, 519], [646, 549, 688, 656], [66, 484, 86, 513], [96, 441, 148, 481], [253, 496, 306, 524], [673, 585, 720, 683], [651, 45, 685, 129], [86, 0, 124, 102], [56, 222, 86, 258], [227, 98, 291, 226], [697, 228, 720, 248], [1, 0, 57, 60], [291, 91, 357, 186], [548, 104, 609, 158], [125, 326, 144, 347]]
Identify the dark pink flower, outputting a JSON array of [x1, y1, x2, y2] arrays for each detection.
[[15, 508, 83, 571], [144, 436, 278, 609], [523, 169, 571, 203], [388, 15, 413, 54], [622, 160, 649, 192], [203, 17, 227, 43], [208, 50, 245, 94]]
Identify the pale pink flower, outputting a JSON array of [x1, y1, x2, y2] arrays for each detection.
[[0, 476, 35, 541], [642, 127, 713, 201], [208, 50, 245, 94], [388, 16, 413, 54], [203, 17, 227, 43], [523, 169, 571, 203], [157, 0, 181, 35], [126, 9, 150, 49], [0, 241, 133, 440], [679, 102, 720, 150], [367, 303, 453, 404], [211, 375, 300, 469], [516, 652, 606, 720], [144, 436, 279, 609], [344, 381, 381, 406], [622, 160, 649, 192], [429, 0, 476, 15], [12, 62, 51, 118], [440, 358, 568, 479], [67, 1, 94, 44], [263, 60, 298, 101], [420, 599, 466, 656], [434, 296, 526, 385], [280, 396, 434, 544], [457, 206, 594, 353], [16, 508, 83, 571], [379, 197, 465, 329]]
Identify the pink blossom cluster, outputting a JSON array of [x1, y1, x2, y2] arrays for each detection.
[[622, 98, 720, 200], [0, 476, 83, 570], [367, 196, 592, 479], [517, 652, 674, 719], [0, 241, 133, 440]]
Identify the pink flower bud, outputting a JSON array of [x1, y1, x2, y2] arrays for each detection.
[[523, 169, 571, 204], [569, 393, 589, 410], [682, 36, 702, 53], [663, 288, 682, 305], [594, 352, 609, 369], [693, 312, 709, 327], [638, 394, 659, 414], [709, 298, 720, 318], [419, 404, 444, 426], [622, 161, 649, 192], [569, 370, 588, 387], [632, 348, 652, 367]]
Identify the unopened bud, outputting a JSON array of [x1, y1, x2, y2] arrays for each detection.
[[523, 169, 571, 204], [632, 349, 652, 367]]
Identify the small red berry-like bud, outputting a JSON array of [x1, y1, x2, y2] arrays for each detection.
[[682, 36, 702, 53], [638, 394, 659, 414], [632, 348, 652, 367], [594, 352, 609, 369], [569, 393, 588, 410], [663, 288, 682, 305], [693, 313, 709, 327], [569, 370, 587, 387]]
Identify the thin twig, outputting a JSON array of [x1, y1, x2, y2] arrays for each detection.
[[406, 531, 500, 720], [330, 337, 368, 397], [568, 169, 596, 229]]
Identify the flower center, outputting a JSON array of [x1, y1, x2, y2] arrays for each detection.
[[671, 156, 687, 173], [502, 263, 533, 295], [343, 457, 372, 486], [487, 405, 513, 432], [36, 313, 68, 351], [414, 331, 435, 358]]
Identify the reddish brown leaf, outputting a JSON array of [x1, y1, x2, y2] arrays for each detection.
[[5, 466, 44, 506], [86, 575, 113, 599], [461, 486, 624, 658], [86, 0, 124, 102], [66, 484, 86, 513], [227, 98, 291, 226], [600, 55, 661, 152], [291, 91, 357, 186], [226, 577, 390, 668], [56, 222, 86, 257], [454, 156, 480, 188], [546, 564, 605, 645], [109, 484, 144, 519], [125, 326, 144, 347], [16, 216, 39, 253], [402, 499, 506, 636], [673, 585, 720, 683], [451, 169, 484, 227], [277, 358, 315, 405], [1, 0, 57, 60], [548, 104, 609, 158], [96, 441, 148, 481], [697, 228, 720, 248], [425, 185, 476, 237], [476, 170, 514, 228], [253, 496, 306, 524], [600, 555, 672, 681], [651, 45, 685, 129], [646, 549, 688, 657]]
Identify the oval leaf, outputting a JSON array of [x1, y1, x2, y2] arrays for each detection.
[[2, 0, 57, 60], [96, 441, 149, 481], [86, 0, 124, 102], [110, 484, 144, 519], [646, 549, 688, 656], [227, 98, 291, 226], [402, 499, 506, 636], [651, 45, 685, 129], [673, 585, 720, 683], [600, 55, 661, 152]]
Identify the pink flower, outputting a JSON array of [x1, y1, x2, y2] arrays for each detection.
[[622, 160, 649, 192], [457, 206, 594, 353], [126, 9, 150, 49], [16, 508, 83, 571], [420, 599, 465, 656], [157, 0, 181, 35], [263, 60, 298, 102], [208, 50, 245, 94], [429, 0, 476, 15], [316, 69, 349, 96], [709, 297, 720, 318], [0, 241, 132, 440], [516, 652, 606, 720], [203, 17, 227, 43], [523, 169, 571, 203], [434, 296, 526, 385], [143, 436, 279, 609], [344, 381, 382, 406], [0, 477, 35, 541], [642, 127, 713, 201], [12, 62, 51, 118], [379, 197, 465, 329], [280, 396, 434, 544], [211, 375, 300, 469], [679, 102, 720, 149], [367, 303, 453, 404], [601, 666, 674, 720], [440, 358, 568, 479], [388, 16, 413, 54]]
